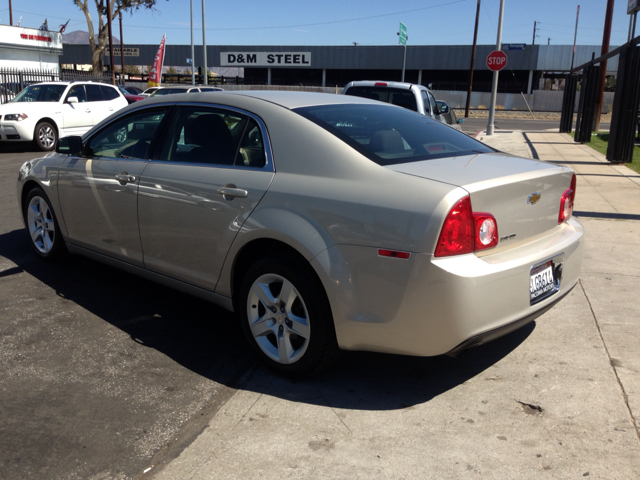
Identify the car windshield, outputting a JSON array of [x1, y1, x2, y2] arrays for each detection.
[[294, 104, 494, 166], [12, 84, 66, 103], [345, 86, 418, 112]]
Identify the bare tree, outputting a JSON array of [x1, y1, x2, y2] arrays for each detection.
[[73, 0, 158, 72]]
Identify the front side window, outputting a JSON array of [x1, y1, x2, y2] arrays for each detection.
[[12, 84, 66, 103], [87, 109, 167, 159], [161, 106, 263, 167], [294, 103, 494, 166], [428, 92, 438, 114]]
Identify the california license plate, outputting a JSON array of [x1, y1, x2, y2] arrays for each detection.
[[530, 260, 559, 304]]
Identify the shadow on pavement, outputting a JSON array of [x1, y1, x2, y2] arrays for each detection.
[[0, 228, 533, 411]]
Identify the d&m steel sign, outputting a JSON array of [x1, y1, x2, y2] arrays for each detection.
[[221, 52, 312, 67]]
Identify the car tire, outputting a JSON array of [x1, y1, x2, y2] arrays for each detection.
[[23, 187, 65, 260], [34, 121, 57, 151], [239, 254, 339, 377]]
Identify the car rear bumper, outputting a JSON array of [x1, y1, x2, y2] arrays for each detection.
[[313, 216, 584, 357]]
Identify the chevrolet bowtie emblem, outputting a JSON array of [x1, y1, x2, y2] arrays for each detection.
[[527, 192, 541, 205]]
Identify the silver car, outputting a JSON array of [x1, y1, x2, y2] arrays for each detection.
[[17, 91, 584, 376]]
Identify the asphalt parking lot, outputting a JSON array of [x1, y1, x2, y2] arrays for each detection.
[[1, 128, 639, 479]]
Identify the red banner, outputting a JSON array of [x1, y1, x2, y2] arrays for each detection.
[[147, 34, 166, 88]]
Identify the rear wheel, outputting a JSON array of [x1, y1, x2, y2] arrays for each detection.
[[23, 187, 65, 260], [239, 255, 339, 377], [34, 121, 57, 151]]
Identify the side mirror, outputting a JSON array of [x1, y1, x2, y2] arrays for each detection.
[[66, 96, 78, 104], [439, 104, 449, 114], [56, 136, 83, 156]]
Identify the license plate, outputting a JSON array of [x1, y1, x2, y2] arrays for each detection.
[[530, 260, 559, 304]]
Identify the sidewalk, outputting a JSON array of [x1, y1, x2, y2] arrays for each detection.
[[144, 131, 640, 480]]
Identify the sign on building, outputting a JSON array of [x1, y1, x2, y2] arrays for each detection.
[[221, 52, 312, 67], [109, 47, 140, 57]]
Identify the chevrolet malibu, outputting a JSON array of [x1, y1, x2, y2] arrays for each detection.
[[17, 91, 584, 376]]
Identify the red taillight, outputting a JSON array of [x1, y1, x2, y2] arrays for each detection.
[[435, 197, 499, 258], [558, 174, 576, 224], [374, 82, 388, 86], [434, 197, 475, 257]]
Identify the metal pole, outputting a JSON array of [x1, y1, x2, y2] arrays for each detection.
[[532, 21, 536, 45], [401, 45, 406, 82], [634, 12, 638, 38], [191, 0, 195, 85], [487, 0, 505, 135], [594, 0, 614, 132], [9, 0, 12, 25], [107, 0, 116, 85], [571, 5, 580, 70], [202, 0, 207, 85], [465, 0, 481, 118], [119, 12, 124, 85]]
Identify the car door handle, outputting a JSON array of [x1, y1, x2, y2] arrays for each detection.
[[108, 107, 114, 111], [115, 173, 136, 184], [217, 186, 248, 198]]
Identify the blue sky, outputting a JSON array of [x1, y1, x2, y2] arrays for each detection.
[[3, 0, 635, 47]]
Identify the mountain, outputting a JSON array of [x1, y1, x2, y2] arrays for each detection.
[[62, 30, 120, 44]]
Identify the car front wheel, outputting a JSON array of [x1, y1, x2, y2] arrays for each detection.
[[239, 255, 339, 377], [34, 121, 57, 151], [23, 187, 65, 260]]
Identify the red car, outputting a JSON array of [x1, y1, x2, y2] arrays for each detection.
[[118, 86, 145, 104]]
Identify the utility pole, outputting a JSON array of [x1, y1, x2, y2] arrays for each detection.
[[119, 12, 124, 85], [190, 0, 195, 84], [487, 0, 505, 135], [547, 37, 551, 45], [9, 0, 12, 25], [594, 0, 614, 132], [465, 0, 481, 118], [202, 0, 208, 85], [532, 21, 537, 45], [107, 0, 116, 85], [571, 5, 580, 70]]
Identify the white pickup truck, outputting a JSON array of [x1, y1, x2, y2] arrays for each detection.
[[342, 80, 462, 130]]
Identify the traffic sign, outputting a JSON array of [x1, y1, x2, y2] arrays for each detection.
[[486, 50, 507, 71], [399, 22, 407, 46]]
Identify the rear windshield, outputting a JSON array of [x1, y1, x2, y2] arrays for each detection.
[[12, 84, 66, 103], [345, 86, 418, 112], [294, 104, 494, 166]]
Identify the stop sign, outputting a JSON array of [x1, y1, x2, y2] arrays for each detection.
[[486, 50, 507, 71]]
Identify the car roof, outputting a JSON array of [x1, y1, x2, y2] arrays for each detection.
[[138, 90, 382, 110]]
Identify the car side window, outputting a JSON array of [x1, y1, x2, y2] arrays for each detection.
[[161, 106, 249, 166], [236, 119, 266, 168], [66, 85, 87, 103], [87, 109, 167, 159], [101, 85, 120, 101], [428, 92, 438, 114], [420, 90, 430, 114], [85, 84, 104, 102]]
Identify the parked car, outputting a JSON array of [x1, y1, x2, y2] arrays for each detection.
[[118, 86, 145, 104], [0, 81, 128, 151], [343, 80, 446, 124], [122, 86, 144, 95], [17, 91, 584, 376], [436, 100, 463, 130], [140, 87, 159, 97], [148, 85, 224, 96]]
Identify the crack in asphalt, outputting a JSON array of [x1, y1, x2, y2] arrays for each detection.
[[579, 279, 640, 445]]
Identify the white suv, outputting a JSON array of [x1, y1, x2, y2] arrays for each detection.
[[0, 81, 128, 151]]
